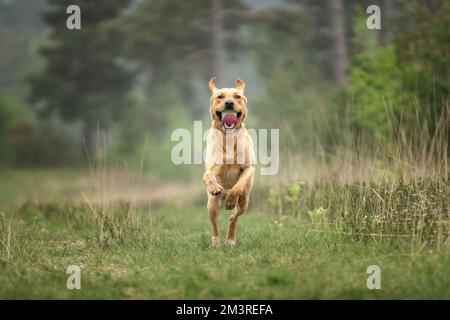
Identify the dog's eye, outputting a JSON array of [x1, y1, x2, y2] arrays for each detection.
[[235, 95, 241, 99], [217, 95, 224, 99]]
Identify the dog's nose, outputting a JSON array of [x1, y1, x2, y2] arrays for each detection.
[[224, 100, 234, 110]]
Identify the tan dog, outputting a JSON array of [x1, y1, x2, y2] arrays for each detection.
[[203, 77, 255, 247]]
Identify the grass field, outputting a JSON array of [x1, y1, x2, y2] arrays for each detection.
[[1, 169, 449, 299]]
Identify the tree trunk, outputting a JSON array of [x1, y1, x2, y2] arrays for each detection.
[[381, 0, 395, 45], [328, 0, 349, 87], [212, 0, 226, 79]]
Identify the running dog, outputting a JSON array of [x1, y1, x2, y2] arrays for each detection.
[[203, 77, 255, 247]]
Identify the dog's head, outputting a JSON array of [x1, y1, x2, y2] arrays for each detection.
[[208, 77, 247, 132]]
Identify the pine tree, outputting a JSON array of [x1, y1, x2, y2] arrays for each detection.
[[29, 0, 133, 155]]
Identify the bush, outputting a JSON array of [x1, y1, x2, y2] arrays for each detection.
[[0, 89, 28, 163], [5, 120, 79, 166], [348, 15, 406, 138], [0, 88, 80, 167]]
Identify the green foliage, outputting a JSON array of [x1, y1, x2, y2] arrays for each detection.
[[109, 88, 198, 180], [0, 89, 28, 163], [0, 0, 46, 95], [248, 7, 330, 149], [0, 87, 79, 166], [268, 181, 305, 217], [0, 0, 445, 172], [5, 120, 78, 166], [348, 14, 406, 138], [29, 0, 133, 154], [0, 90, 27, 124], [307, 207, 328, 226], [107, 0, 248, 150], [115, 0, 246, 82], [395, 0, 450, 107]]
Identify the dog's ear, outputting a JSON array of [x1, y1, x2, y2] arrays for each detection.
[[208, 77, 217, 93], [235, 78, 245, 92]]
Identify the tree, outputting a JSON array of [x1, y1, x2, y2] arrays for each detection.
[[380, 0, 396, 45], [29, 0, 133, 155], [348, 13, 405, 138], [0, 88, 28, 162], [110, 0, 247, 135], [212, 0, 226, 79], [393, 0, 449, 149], [0, 0, 46, 93], [247, 4, 330, 149], [328, 0, 349, 87], [395, 0, 449, 109]]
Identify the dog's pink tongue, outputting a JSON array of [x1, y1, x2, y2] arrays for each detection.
[[222, 114, 238, 126]]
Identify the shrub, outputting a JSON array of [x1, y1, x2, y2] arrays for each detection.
[[348, 15, 406, 138], [5, 120, 78, 166], [0, 89, 28, 163]]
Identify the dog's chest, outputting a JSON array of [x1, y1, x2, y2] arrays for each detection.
[[219, 165, 242, 189], [221, 131, 251, 164]]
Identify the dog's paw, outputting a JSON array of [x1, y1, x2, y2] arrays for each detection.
[[225, 238, 236, 246], [211, 236, 221, 248], [225, 188, 240, 209], [207, 182, 223, 196]]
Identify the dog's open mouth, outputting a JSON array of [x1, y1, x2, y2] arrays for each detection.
[[216, 111, 242, 131]]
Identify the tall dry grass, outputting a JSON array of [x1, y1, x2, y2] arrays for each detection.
[[254, 101, 449, 248]]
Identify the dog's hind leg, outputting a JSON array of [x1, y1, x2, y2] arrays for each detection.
[[207, 194, 222, 248], [225, 193, 249, 246], [225, 166, 255, 210]]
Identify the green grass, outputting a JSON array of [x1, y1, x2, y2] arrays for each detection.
[[0, 169, 93, 206], [2, 202, 450, 299]]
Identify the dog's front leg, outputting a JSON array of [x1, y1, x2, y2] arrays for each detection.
[[203, 164, 223, 196], [204, 164, 223, 247]]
